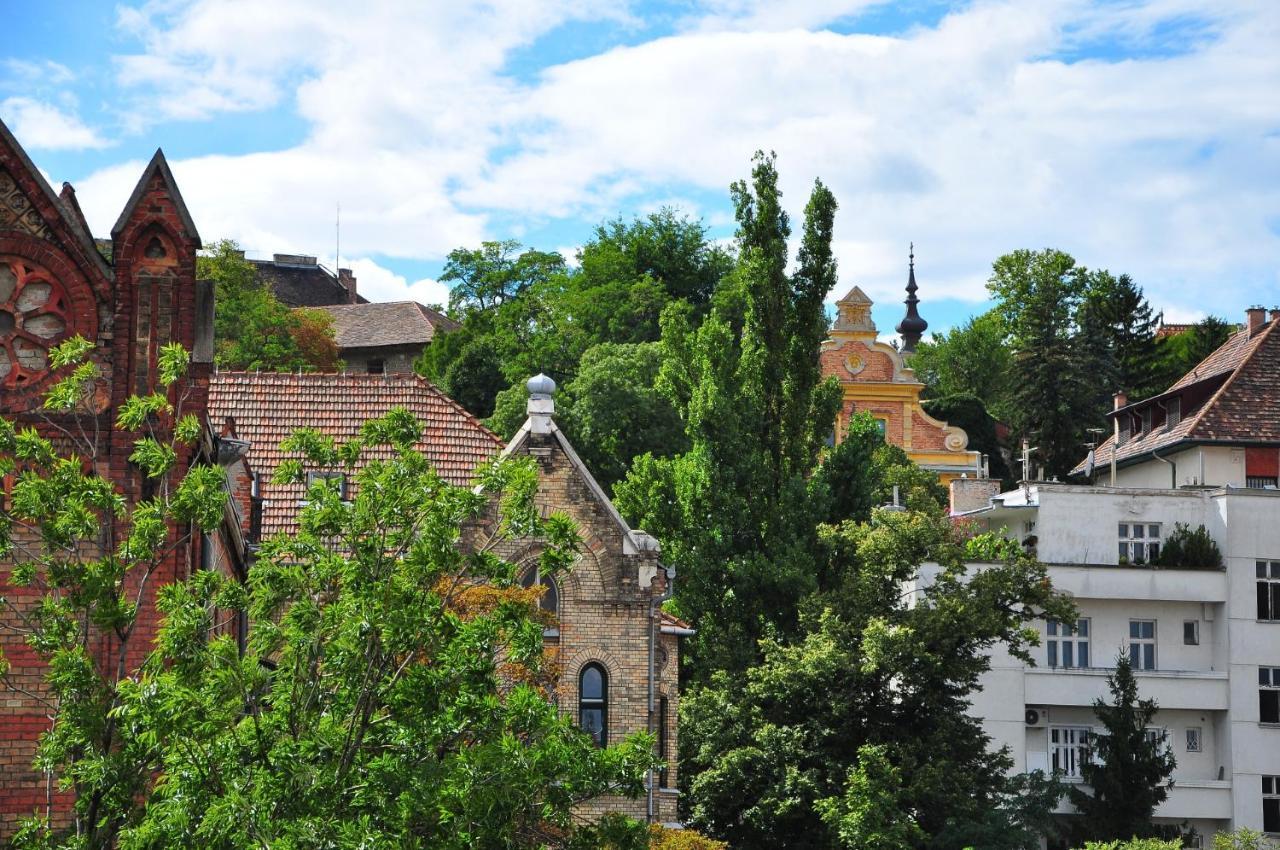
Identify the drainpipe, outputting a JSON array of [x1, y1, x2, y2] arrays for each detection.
[[1152, 446, 1176, 489], [647, 563, 675, 824]]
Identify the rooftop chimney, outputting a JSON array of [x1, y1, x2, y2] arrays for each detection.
[[526, 373, 556, 434], [1271, 306, 1280, 325], [338, 267, 357, 304], [949, 477, 1002, 516], [1113, 391, 1128, 411], [1247, 305, 1267, 335]]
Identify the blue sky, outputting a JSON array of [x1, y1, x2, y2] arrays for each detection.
[[3, 0, 1278, 339]]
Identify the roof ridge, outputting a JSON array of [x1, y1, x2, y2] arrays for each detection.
[[1184, 319, 1276, 439]]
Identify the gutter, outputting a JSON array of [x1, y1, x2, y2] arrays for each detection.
[[1152, 446, 1177, 489], [647, 564, 676, 824]]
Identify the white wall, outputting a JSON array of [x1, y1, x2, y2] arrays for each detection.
[[1113, 447, 1245, 489]]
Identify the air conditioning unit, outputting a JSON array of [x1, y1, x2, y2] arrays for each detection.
[[1025, 707, 1048, 728]]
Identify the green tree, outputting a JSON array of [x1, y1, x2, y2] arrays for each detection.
[[920, 394, 1011, 485], [1078, 272, 1160, 402], [200, 238, 339, 371], [442, 239, 566, 315], [909, 309, 1014, 421], [615, 152, 842, 677], [679, 508, 1072, 849], [2, 341, 654, 849], [1154, 316, 1234, 389], [1068, 654, 1177, 842]]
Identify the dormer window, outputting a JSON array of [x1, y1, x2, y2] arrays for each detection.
[[1166, 397, 1181, 428], [1140, 408, 1152, 435]]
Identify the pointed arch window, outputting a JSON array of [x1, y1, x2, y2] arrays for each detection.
[[579, 663, 608, 747], [520, 565, 559, 615]]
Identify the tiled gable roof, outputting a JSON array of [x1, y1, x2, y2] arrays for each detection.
[[315, 301, 458, 349], [1073, 319, 1280, 475], [208, 371, 503, 536]]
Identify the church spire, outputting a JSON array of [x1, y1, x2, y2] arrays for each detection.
[[894, 242, 928, 352]]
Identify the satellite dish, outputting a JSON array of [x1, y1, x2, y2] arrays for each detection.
[[1084, 449, 1096, 478]]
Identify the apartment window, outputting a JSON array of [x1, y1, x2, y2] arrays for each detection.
[[520, 566, 559, 615], [1119, 523, 1161, 564], [305, 470, 348, 501], [658, 695, 670, 788], [1050, 726, 1092, 778], [1185, 727, 1202, 753], [1264, 776, 1280, 834], [1259, 560, 1280, 621], [1144, 726, 1171, 756], [367, 358, 385, 375], [579, 663, 608, 747], [1047, 618, 1090, 668], [1129, 620, 1157, 670], [1261, 667, 1280, 724], [1184, 620, 1199, 645]]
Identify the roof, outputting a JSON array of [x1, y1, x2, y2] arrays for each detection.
[[1155, 322, 1194, 339], [1072, 318, 1280, 475], [250, 257, 367, 307], [111, 149, 200, 243], [208, 371, 503, 536], [315, 301, 458, 350]]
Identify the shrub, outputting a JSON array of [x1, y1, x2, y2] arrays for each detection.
[[1155, 523, 1223, 568], [1075, 840, 1181, 850], [650, 825, 729, 850], [963, 529, 1024, 561]]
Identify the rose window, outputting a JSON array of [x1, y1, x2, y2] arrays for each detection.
[[0, 255, 71, 389]]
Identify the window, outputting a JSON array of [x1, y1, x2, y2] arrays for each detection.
[[305, 470, 348, 500], [367, 358, 385, 375], [1185, 727, 1202, 753], [874, 418, 887, 437], [1050, 726, 1092, 778], [1259, 560, 1280, 621], [658, 695, 670, 788], [1184, 620, 1199, 645], [1264, 776, 1280, 834], [520, 566, 559, 615], [1166, 397, 1181, 428], [1118, 523, 1161, 564], [579, 664, 608, 747], [1144, 726, 1171, 756], [1261, 667, 1280, 724], [1129, 620, 1157, 670], [1047, 618, 1090, 668]]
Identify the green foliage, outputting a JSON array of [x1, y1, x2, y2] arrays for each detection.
[[1155, 316, 1234, 388], [1068, 654, 1177, 842], [1211, 828, 1278, 850], [200, 238, 339, 372], [920, 393, 1010, 485], [910, 310, 1014, 422], [1075, 840, 1181, 850], [615, 152, 842, 677], [680, 509, 1073, 849], [963, 529, 1023, 562], [1154, 523, 1223, 568], [2, 346, 654, 849], [647, 825, 728, 850]]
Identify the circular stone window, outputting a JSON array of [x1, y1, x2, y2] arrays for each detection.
[[0, 255, 71, 389]]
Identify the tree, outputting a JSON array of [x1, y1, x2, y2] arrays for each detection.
[[199, 238, 339, 372], [1078, 272, 1160, 401], [679, 507, 1072, 849], [442, 239, 566, 315], [919, 394, 1011, 486], [1068, 654, 1177, 842], [909, 310, 1014, 421], [1, 340, 655, 849], [614, 152, 842, 677], [1154, 316, 1234, 389]]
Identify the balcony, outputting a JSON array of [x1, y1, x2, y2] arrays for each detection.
[[1052, 779, 1232, 820], [1044, 563, 1227, 602], [1025, 667, 1229, 710]]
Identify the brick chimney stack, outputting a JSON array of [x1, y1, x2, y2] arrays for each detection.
[[1113, 391, 1128, 411], [1271, 306, 1280, 324], [1246, 305, 1267, 335], [338, 267, 357, 303]]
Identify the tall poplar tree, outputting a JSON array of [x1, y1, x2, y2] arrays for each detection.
[[614, 152, 842, 678]]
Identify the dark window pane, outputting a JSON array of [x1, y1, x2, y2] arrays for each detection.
[[1077, 620, 1089, 637], [1130, 621, 1141, 638], [580, 708, 604, 745], [1047, 620, 1058, 636], [1079, 644, 1090, 668], [1149, 542, 1160, 561], [1149, 524, 1160, 538], [1048, 642, 1058, 667], [541, 576, 558, 613], [1130, 644, 1140, 667], [1263, 668, 1273, 686], [1259, 561, 1269, 579], [1273, 584, 1280, 619], [1184, 621, 1198, 645], [1262, 690, 1280, 724], [1265, 797, 1279, 833], [1143, 645, 1155, 669], [1119, 524, 1129, 538], [1063, 643, 1074, 668], [581, 666, 603, 700], [1261, 582, 1273, 620]]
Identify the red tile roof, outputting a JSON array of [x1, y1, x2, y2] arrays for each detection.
[[208, 371, 503, 536], [1073, 319, 1280, 475]]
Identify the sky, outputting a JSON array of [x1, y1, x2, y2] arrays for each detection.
[[2, 0, 1278, 339]]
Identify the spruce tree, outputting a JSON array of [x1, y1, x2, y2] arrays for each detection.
[[1069, 654, 1177, 841]]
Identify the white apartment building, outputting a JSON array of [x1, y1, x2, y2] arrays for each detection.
[[939, 308, 1280, 842]]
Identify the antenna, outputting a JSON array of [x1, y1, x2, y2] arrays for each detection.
[[335, 201, 341, 272]]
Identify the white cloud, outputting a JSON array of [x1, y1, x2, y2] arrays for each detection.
[[56, 0, 1280, 324], [331, 258, 451, 307], [0, 97, 110, 150], [2, 58, 76, 86]]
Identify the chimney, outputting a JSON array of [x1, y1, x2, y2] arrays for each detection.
[[526, 373, 556, 434], [1271, 306, 1280, 325], [339, 267, 357, 304], [949, 477, 1001, 515], [1247, 305, 1267, 335], [1113, 391, 1128, 411]]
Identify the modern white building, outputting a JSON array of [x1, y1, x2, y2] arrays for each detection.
[[942, 308, 1280, 842]]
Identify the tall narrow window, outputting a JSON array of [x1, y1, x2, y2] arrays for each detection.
[[579, 663, 607, 747], [1259, 560, 1280, 621], [1050, 726, 1091, 778], [658, 695, 670, 788], [520, 566, 559, 615], [1046, 618, 1090, 668], [1129, 620, 1157, 670], [1264, 776, 1280, 834], [1260, 667, 1280, 724]]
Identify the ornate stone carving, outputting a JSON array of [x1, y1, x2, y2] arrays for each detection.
[[0, 168, 53, 240], [0, 255, 71, 389]]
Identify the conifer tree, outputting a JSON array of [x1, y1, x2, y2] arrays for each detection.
[[1069, 654, 1177, 841]]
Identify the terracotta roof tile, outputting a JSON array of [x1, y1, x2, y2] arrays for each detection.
[[314, 301, 458, 349], [209, 371, 503, 537]]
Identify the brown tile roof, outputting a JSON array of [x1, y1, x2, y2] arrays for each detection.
[[208, 371, 503, 537], [314, 301, 458, 350], [1154, 322, 1193, 339], [1073, 319, 1280, 474], [250, 258, 367, 307]]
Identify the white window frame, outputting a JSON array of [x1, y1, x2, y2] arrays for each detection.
[[1118, 522, 1161, 565], [1185, 726, 1202, 753], [1050, 725, 1092, 779], [1046, 618, 1091, 669], [1259, 560, 1280, 622], [1261, 666, 1280, 725], [1264, 775, 1280, 835], [1183, 619, 1199, 645], [1144, 726, 1172, 757], [1129, 619, 1157, 670]]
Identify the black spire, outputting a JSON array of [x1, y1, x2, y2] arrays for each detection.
[[895, 242, 928, 352]]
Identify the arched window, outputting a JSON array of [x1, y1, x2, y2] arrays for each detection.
[[578, 663, 607, 747], [520, 566, 558, 615]]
